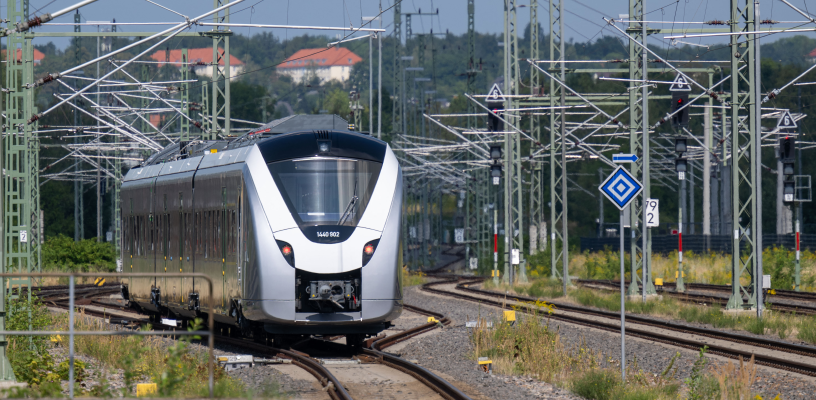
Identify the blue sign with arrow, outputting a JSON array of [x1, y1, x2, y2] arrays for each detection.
[[599, 167, 643, 210], [613, 153, 639, 163]]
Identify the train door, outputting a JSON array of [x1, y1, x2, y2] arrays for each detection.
[[236, 193, 242, 297], [162, 194, 168, 303], [221, 187, 227, 310], [178, 192, 184, 306]]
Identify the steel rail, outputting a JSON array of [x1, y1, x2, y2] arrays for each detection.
[[362, 304, 470, 400], [30, 276, 470, 399], [576, 279, 816, 315], [423, 276, 816, 377]]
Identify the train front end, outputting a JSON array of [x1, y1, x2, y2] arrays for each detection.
[[241, 130, 402, 336]]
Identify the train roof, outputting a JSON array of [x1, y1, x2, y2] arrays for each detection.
[[125, 114, 383, 182], [246, 114, 349, 136]]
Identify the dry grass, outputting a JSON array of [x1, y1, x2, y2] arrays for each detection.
[[711, 355, 757, 400], [50, 309, 280, 398], [402, 267, 427, 287], [469, 302, 680, 399]]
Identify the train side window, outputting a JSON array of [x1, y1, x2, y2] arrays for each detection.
[[216, 210, 221, 257], [232, 210, 237, 254], [201, 211, 210, 258], [195, 212, 200, 255]]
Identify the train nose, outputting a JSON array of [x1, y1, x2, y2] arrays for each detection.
[[318, 284, 332, 298]]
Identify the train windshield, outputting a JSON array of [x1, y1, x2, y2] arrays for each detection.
[[268, 157, 382, 227]]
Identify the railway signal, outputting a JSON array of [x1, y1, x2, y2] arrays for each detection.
[[781, 136, 796, 203], [486, 83, 505, 133], [490, 145, 502, 185], [671, 92, 690, 130], [675, 137, 687, 180]]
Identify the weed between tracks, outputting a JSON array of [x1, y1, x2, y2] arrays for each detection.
[[469, 300, 778, 399], [526, 247, 816, 291], [469, 302, 680, 399], [2, 294, 282, 398], [495, 276, 816, 345], [403, 266, 427, 287]]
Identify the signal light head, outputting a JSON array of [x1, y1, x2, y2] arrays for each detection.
[[490, 145, 502, 160]]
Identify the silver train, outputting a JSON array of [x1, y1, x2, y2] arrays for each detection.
[[121, 121, 403, 342]]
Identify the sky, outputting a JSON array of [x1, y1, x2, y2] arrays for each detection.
[[17, 0, 816, 50]]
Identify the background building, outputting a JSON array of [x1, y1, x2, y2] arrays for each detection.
[[149, 48, 244, 79], [276, 47, 362, 84]]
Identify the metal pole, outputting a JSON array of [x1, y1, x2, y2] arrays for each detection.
[[559, 0, 567, 293], [754, 0, 764, 318], [599, 169, 604, 237], [619, 209, 626, 381], [69, 276, 75, 398], [96, 24, 102, 242], [493, 208, 499, 284], [369, 33, 373, 135], [377, 19, 382, 139], [704, 87, 712, 235], [796, 85, 802, 291], [640, 5, 648, 302], [678, 187, 685, 291]]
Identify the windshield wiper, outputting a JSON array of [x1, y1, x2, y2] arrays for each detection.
[[337, 179, 358, 225]]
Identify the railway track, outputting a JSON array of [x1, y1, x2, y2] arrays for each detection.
[[576, 279, 816, 315], [423, 276, 816, 378], [35, 282, 471, 399]]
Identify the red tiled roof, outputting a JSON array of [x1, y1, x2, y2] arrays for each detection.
[[149, 48, 243, 67], [809, 47, 816, 58], [277, 47, 362, 69], [2, 48, 45, 62]]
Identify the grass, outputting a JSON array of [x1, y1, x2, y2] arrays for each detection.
[[469, 300, 781, 399], [525, 248, 816, 291], [469, 304, 679, 399], [59, 309, 284, 398], [497, 277, 816, 344], [4, 294, 283, 398], [403, 266, 427, 287]]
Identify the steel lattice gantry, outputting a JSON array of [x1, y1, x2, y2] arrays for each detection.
[[726, 0, 762, 310], [206, 0, 232, 139], [504, 0, 525, 283], [626, 0, 656, 296], [5, 0, 40, 296], [528, 0, 542, 257], [549, 0, 567, 283], [392, 2, 402, 133]]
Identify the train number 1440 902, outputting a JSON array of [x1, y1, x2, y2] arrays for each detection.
[[317, 231, 340, 238]]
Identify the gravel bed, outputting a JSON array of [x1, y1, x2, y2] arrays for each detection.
[[400, 285, 584, 400], [403, 282, 816, 400]]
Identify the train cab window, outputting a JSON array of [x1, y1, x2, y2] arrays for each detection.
[[268, 158, 382, 228]]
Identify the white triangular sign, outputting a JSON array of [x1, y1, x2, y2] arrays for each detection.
[[486, 83, 506, 103], [669, 74, 691, 91], [777, 110, 797, 130]]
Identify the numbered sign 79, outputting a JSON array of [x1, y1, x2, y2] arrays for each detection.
[[645, 199, 659, 227]]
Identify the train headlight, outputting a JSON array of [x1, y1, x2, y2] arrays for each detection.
[[317, 139, 331, 154], [276, 240, 295, 267], [362, 239, 380, 266]]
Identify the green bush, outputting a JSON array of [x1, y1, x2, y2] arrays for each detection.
[[42, 234, 117, 272], [582, 248, 630, 280], [571, 369, 620, 400]]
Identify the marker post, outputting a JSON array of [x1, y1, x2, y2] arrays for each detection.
[[619, 207, 626, 381], [599, 164, 642, 382]]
